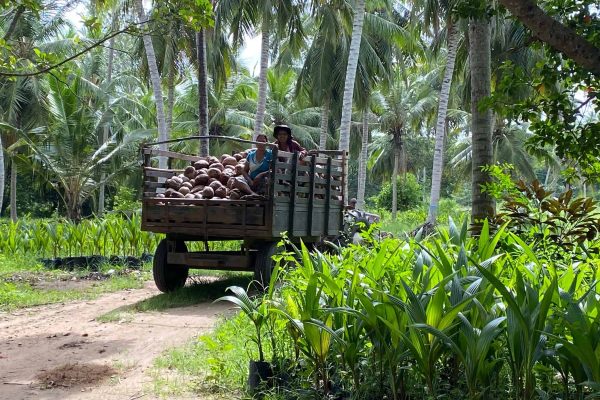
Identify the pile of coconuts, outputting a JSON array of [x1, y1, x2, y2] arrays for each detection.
[[155, 151, 250, 201]]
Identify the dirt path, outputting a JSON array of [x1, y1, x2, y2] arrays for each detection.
[[0, 282, 230, 400]]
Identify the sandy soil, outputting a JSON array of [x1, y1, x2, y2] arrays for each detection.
[[0, 281, 230, 400]]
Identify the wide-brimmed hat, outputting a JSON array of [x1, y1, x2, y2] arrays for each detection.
[[273, 124, 292, 137]]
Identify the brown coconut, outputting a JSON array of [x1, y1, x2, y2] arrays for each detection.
[[209, 180, 222, 190], [209, 162, 224, 172], [195, 174, 209, 186], [222, 156, 237, 167], [214, 186, 227, 198], [201, 186, 214, 199], [207, 168, 221, 179], [184, 166, 196, 179], [191, 185, 205, 194], [179, 186, 191, 196], [234, 153, 242, 161], [194, 160, 210, 170]]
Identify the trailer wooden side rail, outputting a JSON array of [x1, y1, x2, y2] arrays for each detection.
[[140, 136, 346, 292]]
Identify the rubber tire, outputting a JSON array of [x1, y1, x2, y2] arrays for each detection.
[[253, 241, 279, 290], [153, 239, 189, 293]]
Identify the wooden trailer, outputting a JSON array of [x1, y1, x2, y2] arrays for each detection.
[[141, 136, 346, 292]]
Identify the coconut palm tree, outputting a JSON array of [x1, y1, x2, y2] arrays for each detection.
[[220, 0, 305, 140], [408, 0, 463, 224], [0, 1, 69, 220], [469, 16, 494, 225], [338, 0, 366, 200], [135, 0, 168, 169], [374, 66, 439, 219], [23, 72, 150, 221]]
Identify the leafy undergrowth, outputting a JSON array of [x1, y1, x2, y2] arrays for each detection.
[[150, 313, 252, 399], [97, 273, 252, 322], [0, 254, 150, 311]]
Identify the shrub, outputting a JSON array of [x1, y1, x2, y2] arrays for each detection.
[[372, 173, 422, 212]]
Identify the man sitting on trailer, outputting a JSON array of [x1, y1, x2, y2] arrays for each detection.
[[228, 133, 272, 197]]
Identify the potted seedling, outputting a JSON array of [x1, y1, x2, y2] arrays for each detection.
[[216, 285, 273, 391]]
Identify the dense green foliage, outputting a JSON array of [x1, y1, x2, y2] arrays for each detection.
[[372, 173, 423, 212], [210, 210, 600, 399], [0, 214, 160, 258]]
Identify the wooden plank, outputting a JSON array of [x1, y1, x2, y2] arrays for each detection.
[[308, 155, 316, 235], [274, 172, 293, 181], [325, 157, 331, 234], [144, 181, 165, 189], [144, 167, 183, 179], [144, 148, 202, 163], [274, 184, 291, 192], [168, 251, 252, 270], [288, 152, 299, 234], [142, 223, 272, 239], [144, 204, 266, 226]]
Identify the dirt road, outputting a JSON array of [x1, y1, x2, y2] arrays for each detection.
[[0, 282, 230, 400]]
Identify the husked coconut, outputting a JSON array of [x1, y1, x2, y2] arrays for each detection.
[[209, 162, 224, 171], [214, 186, 227, 198], [194, 193, 202, 199], [194, 160, 210, 169], [207, 168, 221, 179], [235, 164, 244, 176], [184, 166, 196, 179], [181, 181, 193, 190], [195, 174, 209, 185], [222, 156, 237, 167], [234, 153, 242, 161], [165, 188, 176, 197], [208, 156, 219, 164], [208, 177, 217, 184], [184, 193, 195, 199], [171, 190, 184, 198], [209, 180, 222, 190], [201, 186, 214, 199], [179, 186, 190, 196], [167, 179, 180, 190], [220, 154, 230, 163], [191, 185, 205, 194]]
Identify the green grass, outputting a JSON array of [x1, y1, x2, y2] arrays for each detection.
[[97, 273, 252, 322], [0, 254, 151, 311], [0, 274, 148, 311], [150, 312, 252, 399], [374, 198, 469, 236]]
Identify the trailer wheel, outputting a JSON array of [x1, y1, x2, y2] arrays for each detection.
[[153, 239, 189, 293], [253, 241, 280, 289]]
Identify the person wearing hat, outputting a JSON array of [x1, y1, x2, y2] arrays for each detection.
[[272, 124, 307, 159]]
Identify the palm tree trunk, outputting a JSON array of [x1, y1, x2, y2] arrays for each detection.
[[469, 17, 495, 228], [166, 59, 176, 135], [427, 23, 459, 224], [338, 0, 366, 200], [136, 0, 168, 169], [10, 158, 16, 222], [0, 134, 4, 215], [357, 111, 369, 209], [392, 146, 400, 220], [196, 30, 210, 156], [98, 25, 116, 216], [253, 19, 270, 140], [319, 96, 330, 151]]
